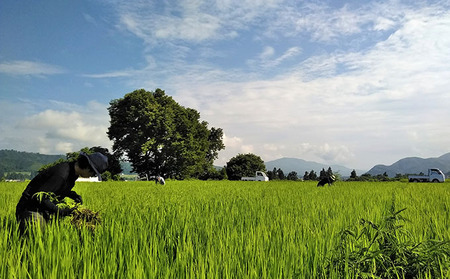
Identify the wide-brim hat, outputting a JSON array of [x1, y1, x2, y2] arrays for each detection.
[[80, 152, 109, 181]]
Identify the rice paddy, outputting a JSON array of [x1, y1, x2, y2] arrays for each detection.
[[1, 180, 449, 278]]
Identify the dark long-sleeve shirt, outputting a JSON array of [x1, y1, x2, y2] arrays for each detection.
[[16, 162, 80, 215]]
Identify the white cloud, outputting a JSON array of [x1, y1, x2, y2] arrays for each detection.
[[114, 0, 284, 44], [167, 4, 450, 169], [260, 46, 275, 59], [1, 100, 112, 155], [249, 46, 302, 69], [83, 70, 133, 78], [3, 0, 449, 171], [0, 60, 65, 76]]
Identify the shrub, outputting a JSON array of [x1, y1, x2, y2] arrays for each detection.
[[324, 195, 450, 278]]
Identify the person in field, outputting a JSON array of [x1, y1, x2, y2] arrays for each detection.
[[156, 175, 165, 185], [15, 152, 108, 234], [317, 174, 336, 187]]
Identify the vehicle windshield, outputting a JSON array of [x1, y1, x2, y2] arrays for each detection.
[[431, 169, 443, 175]]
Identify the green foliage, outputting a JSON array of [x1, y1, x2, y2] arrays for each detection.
[[0, 149, 64, 178], [31, 191, 102, 232], [108, 89, 224, 179], [325, 194, 450, 278], [225, 153, 266, 180], [348, 171, 409, 182], [303, 169, 318, 180], [32, 191, 59, 203], [286, 171, 299, 181], [198, 166, 227, 180]]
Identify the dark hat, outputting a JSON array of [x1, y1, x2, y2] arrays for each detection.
[[80, 152, 109, 181]]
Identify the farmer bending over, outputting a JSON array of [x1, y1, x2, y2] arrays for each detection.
[[15, 152, 108, 234]]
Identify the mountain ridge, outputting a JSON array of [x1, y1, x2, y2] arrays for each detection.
[[0, 149, 65, 175], [366, 152, 450, 177]]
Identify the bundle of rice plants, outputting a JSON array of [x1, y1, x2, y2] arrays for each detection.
[[70, 207, 102, 232], [33, 192, 102, 231]]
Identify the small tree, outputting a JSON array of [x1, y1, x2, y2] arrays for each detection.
[[287, 171, 298, 181], [308, 170, 318, 180], [277, 168, 286, 180], [226, 153, 266, 180], [303, 171, 309, 181], [267, 168, 278, 180]]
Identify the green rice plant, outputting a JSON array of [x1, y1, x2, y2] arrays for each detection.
[[1, 181, 449, 278], [32, 191, 102, 232], [324, 194, 450, 278]]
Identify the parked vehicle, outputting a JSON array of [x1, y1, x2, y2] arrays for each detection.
[[241, 171, 269, 181], [408, 168, 445, 183]]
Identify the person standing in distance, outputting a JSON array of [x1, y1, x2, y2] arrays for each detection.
[[15, 152, 108, 234]]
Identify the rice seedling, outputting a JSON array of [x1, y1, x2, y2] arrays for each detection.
[[33, 192, 102, 232], [324, 193, 450, 278]]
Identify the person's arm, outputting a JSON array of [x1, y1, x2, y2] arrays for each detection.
[[35, 171, 77, 216], [67, 191, 83, 204], [40, 197, 75, 216]]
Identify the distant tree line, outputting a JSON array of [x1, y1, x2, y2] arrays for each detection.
[[266, 167, 336, 181], [347, 170, 409, 182], [267, 168, 300, 181], [1, 172, 34, 181], [0, 149, 64, 181]]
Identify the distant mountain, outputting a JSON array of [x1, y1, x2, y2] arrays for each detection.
[[265, 157, 364, 177], [0, 149, 65, 174], [366, 152, 450, 177]]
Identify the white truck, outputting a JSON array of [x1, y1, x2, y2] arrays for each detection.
[[408, 168, 445, 183], [241, 171, 269, 182]]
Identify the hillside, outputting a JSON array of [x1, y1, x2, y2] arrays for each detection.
[[265, 157, 364, 177], [366, 152, 450, 177], [0, 149, 65, 175]]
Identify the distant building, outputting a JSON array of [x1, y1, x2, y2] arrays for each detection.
[[76, 177, 101, 182]]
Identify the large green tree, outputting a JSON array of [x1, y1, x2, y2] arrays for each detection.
[[225, 153, 266, 180], [108, 89, 224, 179]]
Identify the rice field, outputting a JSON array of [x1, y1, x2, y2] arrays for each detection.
[[1, 180, 449, 278]]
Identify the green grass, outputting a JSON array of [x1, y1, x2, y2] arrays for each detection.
[[1, 180, 449, 278]]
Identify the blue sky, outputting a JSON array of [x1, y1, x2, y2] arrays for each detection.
[[1, 0, 449, 171]]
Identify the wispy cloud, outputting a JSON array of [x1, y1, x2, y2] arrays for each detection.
[[83, 70, 134, 78], [248, 46, 302, 69], [114, 0, 284, 43], [0, 60, 65, 76], [3, 0, 448, 169], [168, 3, 450, 168]]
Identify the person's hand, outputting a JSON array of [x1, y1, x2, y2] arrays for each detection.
[[59, 207, 76, 217], [73, 194, 83, 204]]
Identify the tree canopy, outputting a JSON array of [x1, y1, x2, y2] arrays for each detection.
[[108, 89, 224, 179], [225, 153, 266, 180]]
